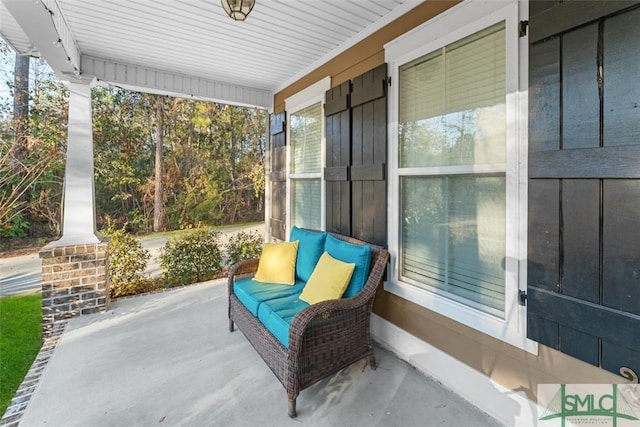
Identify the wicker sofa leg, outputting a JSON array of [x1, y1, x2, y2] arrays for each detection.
[[229, 319, 234, 332], [288, 398, 296, 418], [368, 351, 377, 370]]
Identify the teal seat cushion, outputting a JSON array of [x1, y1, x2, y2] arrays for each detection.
[[233, 277, 306, 316], [289, 226, 327, 282], [258, 293, 309, 348], [324, 234, 372, 298]]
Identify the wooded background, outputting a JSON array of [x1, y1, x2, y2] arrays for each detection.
[[0, 41, 266, 241]]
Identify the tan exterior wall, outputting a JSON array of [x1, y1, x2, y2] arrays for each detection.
[[373, 290, 620, 402], [273, 0, 622, 404]]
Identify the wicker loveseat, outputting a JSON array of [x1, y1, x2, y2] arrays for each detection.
[[227, 229, 389, 417]]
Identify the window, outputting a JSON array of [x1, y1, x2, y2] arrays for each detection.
[[290, 103, 322, 229], [286, 78, 330, 232], [401, 175, 506, 314], [400, 22, 507, 316], [386, 1, 534, 352]]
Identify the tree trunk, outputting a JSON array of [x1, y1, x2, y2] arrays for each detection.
[[153, 96, 165, 232], [12, 54, 29, 172]]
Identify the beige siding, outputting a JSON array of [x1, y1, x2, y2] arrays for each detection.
[[373, 290, 620, 402], [273, 0, 622, 403]]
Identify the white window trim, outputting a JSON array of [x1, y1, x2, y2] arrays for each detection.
[[284, 77, 331, 237], [385, 0, 537, 354]]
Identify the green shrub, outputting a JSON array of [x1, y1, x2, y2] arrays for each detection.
[[160, 229, 223, 286], [104, 226, 152, 298], [0, 212, 30, 238], [225, 230, 263, 267]]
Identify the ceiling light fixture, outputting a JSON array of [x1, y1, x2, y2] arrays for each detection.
[[221, 0, 255, 21]]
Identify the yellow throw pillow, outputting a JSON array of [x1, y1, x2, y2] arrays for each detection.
[[299, 252, 355, 304], [253, 241, 299, 285]]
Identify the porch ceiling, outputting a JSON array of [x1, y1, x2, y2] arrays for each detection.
[[0, 0, 420, 109]]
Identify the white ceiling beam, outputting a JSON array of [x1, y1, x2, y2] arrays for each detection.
[[83, 56, 273, 111], [1, 0, 80, 78]]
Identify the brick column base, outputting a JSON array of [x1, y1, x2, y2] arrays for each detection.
[[39, 241, 110, 337]]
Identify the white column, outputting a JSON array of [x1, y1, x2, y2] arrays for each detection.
[[56, 80, 102, 245]]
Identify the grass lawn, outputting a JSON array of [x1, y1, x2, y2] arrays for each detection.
[[0, 292, 42, 416]]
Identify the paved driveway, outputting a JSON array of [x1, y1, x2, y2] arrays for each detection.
[[0, 223, 263, 296], [0, 252, 41, 296]]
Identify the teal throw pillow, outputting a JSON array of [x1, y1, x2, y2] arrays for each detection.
[[289, 226, 327, 282], [324, 234, 372, 298]]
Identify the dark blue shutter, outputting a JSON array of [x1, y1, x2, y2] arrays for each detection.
[[269, 112, 286, 240], [325, 81, 352, 236], [527, 1, 640, 379], [324, 64, 388, 247]]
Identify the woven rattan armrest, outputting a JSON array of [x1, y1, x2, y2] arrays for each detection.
[[227, 259, 259, 290], [227, 259, 259, 330], [287, 297, 369, 352]]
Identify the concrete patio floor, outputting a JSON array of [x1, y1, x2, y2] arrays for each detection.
[[13, 279, 503, 426]]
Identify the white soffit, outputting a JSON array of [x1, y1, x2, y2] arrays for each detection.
[[0, 2, 40, 56], [1, 0, 421, 109]]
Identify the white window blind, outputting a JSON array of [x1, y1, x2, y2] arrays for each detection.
[[399, 23, 506, 168], [398, 21, 507, 315], [290, 100, 323, 229], [291, 179, 321, 230], [291, 103, 322, 174], [401, 175, 506, 312]]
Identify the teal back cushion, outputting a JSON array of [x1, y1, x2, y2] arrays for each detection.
[[289, 226, 326, 282], [324, 234, 372, 298]]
